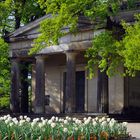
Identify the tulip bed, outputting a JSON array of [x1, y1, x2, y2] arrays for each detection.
[[0, 115, 130, 140]]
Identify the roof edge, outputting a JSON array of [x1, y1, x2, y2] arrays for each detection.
[[9, 14, 51, 37]]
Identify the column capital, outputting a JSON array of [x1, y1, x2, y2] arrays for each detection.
[[35, 55, 47, 60], [65, 50, 78, 55], [11, 57, 20, 62]]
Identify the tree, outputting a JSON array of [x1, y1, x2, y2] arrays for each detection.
[[86, 14, 140, 77], [0, 0, 44, 35], [33, 0, 139, 78], [0, 38, 10, 110], [0, 0, 44, 111], [31, 0, 122, 53], [0, 0, 12, 111], [117, 14, 140, 76], [85, 31, 122, 78]]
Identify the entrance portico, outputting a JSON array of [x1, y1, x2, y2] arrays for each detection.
[[9, 14, 140, 117]]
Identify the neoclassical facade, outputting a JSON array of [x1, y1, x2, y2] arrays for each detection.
[[9, 10, 140, 116]]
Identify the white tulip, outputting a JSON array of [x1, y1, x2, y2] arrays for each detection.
[[38, 123, 44, 128], [19, 115, 23, 120], [109, 121, 114, 128], [99, 119, 102, 123], [33, 118, 39, 123], [31, 121, 36, 127], [66, 116, 69, 120], [74, 127, 78, 131], [19, 120, 25, 125], [5, 120, 10, 124], [36, 118, 40, 122], [64, 120, 68, 124], [101, 117, 106, 121], [75, 119, 81, 125], [41, 117, 44, 121], [110, 118, 115, 122], [83, 117, 87, 121], [12, 118, 18, 123], [24, 116, 27, 119], [63, 128, 68, 133], [42, 120, 46, 125], [9, 122, 13, 127], [51, 116, 55, 121], [26, 117, 31, 122], [93, 121, 97, 126], [122, 122, 128, 127], [84, 119, 90, 125], [3, 116, 7, 120], [51, 122, 56, 128], [6, 114, 10, 118], [55, 117, 58, 121], [107, 118, 110, 122], [48, 119, 52, 124], [101, 121, 107, 126], [95, 117, 98, 121], [88, 117, 92, 120], [14, 120, 18, 125], [73, 118, 76, 121]]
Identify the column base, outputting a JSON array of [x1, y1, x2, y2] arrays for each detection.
[[35, 106, 45, 114]]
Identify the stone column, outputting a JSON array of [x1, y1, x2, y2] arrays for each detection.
[[20, 62, 29, 113], [97, 70, 109, 113], [10, 58, 20, 113], [34, 56, 45, 114], [102, 71, 108, 113], [65, 51, 77, 113], [97, 69, 102, 113]]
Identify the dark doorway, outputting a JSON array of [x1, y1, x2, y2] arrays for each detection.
[[124, 73, 140, 115], [63, 71, 85, 113], [20, 62, 32, 113], [76, 71, 85, 112]]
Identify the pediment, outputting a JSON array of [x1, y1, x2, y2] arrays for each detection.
[[9, 15, 50, 38]]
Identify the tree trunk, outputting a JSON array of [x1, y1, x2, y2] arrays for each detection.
[[14, 0, 26, 29]]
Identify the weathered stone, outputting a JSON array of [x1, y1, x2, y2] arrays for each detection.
[[34, 56, 45, 114], [65, 51, 77, 113], [10, 59, 20, 113]]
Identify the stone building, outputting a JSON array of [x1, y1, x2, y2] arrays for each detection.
[[8, 9, 140, 116]]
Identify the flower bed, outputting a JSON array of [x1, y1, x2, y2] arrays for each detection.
[[0, 115, 130, 140]]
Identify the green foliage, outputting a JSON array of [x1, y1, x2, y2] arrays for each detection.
[[85, 31, 123, 78], [0, 0, 13, 35], [86, 14, 140, 77], [117, 14, 140, 76], [0, 0, 44, 110], [0, 0, 44, 35], [17, 0, 44, 24], [31, 0, 125, 54], [0, 38, 10, 109], [32, 0, 140, 77]]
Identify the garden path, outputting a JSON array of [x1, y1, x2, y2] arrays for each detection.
[[128, 123, 140, 139]]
